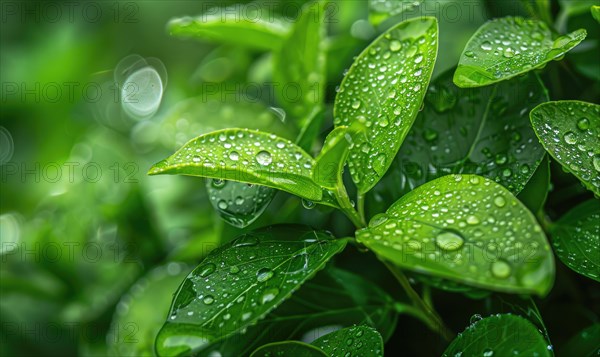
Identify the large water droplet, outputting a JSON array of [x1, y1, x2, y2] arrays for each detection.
[[577, 117, 590, 130], [563, 131, 577, 144], [435, 230, 465, 251], [260, 287, 279, 304], [256, 268, 274, 282], [202, 295, 215, 305], [255, 151, 273, 166], [491, 259, 511, 279], [480, 41, 493, 51], [198, 263, 216, 278]]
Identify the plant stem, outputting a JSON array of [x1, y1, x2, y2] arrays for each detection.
[[383, 261, 454, 342], [357, 192, 366, 224], [335, 183, 366, 228]]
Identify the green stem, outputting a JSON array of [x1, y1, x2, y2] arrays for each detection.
[[335, 183, 366, 228], [383, 261, 454, 341], [357, 192, 366, 225]]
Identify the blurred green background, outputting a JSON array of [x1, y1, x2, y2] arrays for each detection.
[[1, 0, 598, 356]]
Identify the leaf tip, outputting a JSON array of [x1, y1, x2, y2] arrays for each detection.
[[148, 160, 168, 176]]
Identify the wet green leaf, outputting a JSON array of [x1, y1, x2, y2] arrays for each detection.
[[273, 1, 327, 128], [376, 69, 547, 205], [368, 0, 424, 26], [530, 100, 600, 195], [108, 263, 190, 357], [560, 323, 600, 356], [312, 325, 383, 357], [550, 200, 600, 282], [155, 225, 346, 357], [194, 267, 397, 356], [205, 179, 276, 228], [454, 17, 586, 87], [334, 17, 438, 193], [593, 5, 600, 23], [251, 341, 327, 357], [443, 314, 552, 356], [314, 126, 353, 189], [357, 174, 555, 296], [149, 129, 323, 201], [167, 7, 290, 51]]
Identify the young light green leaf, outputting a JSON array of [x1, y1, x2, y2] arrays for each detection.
[[167, 7, 291, 51], [334, 17, 439, 193], [296, 107, 326, 153], [107, 263, 190, 357], [155, 225, 346, 357], [194, 267, 398, 356], [273, 1, 327, 128], [372, 69, 547, 209], [443, 314, 552, 356], [251, 341, 327, 357], [205, 179, 276, 228], [517, 155, 550, 214], [454, 17, 586, 87], [314, 126, 353, 189], [148, 129, 323, 201], [530, 100, 600, 195], [550, 200, 600, 282], [368, 0, 424, 26], [312, 325, 384, 357], [357, 174, 555, 296]]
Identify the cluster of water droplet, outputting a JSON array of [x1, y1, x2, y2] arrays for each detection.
[[531, 102, 600, 194], [312, 325, 383, 357], [334, 18, 437, 190], [357, 175, 552, 292]]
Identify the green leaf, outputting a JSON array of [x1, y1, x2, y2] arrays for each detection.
[[167, 7, 291, 51], [334, 17, 439, 193], [107, 263, 190, 357], [314, 126, 353, 189], [454, 17, 586, 87], [149, 128, 323, 201], [296, 107, 327, 153], [530, 100, 600, 195], [375, 69, 547, 206], [155, 225, 346, 357], [368, 0, 424, 26], [559, 323, 600, 356], [312, 325, 384, 357], [160, 95, 295, 150], [593, 5, 600, 23], [443, 314, 552, 356], [357, 174, 555, 296], [273, 1, 327, 128], [517, 155, 550, 214], [205, 179, 276, 228], [550, 199, 600, 282], [194, 266, 397, 356], [251, 341, 327, 357]]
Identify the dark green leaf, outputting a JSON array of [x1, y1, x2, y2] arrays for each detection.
[[312, 325, 383, 357], [593, 5, 600, 23], [443, 314, 552, 356], [251, 341, 326, 357], [194, 267, 397, 356], [530, 100, 600, 195], [205, 179, 277, 228], [334, 17, 439, 193], [368, 0, 424, 26], [273, 0, 327, 128], [155, 225, 346, 357], [559, 323, 600, 356], [550, 199, 600, 282], [517, 155, 550, 214], [167, 7, 291, 51], [149, 129, 323, 201], [357, 174, 555, 296], [454, 17, 586, 87], [375, 69, 547, 206]]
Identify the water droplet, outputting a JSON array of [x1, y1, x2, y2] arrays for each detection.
[[302, 199, 316, 209], [260, 287, 279, 304], [563, 131, 577, 144], [465, 50, 475, 58], [202, 295, 215, 305], [255, 151, 272, 166], [483, 348, 494, 357], [192, 156, 201, 163], [256, 268, 274, 282], [229, 266, 240, 274], [593, 155, 600, 172], [577, 117, 590, 130], [229, 151, 239, 161], [198, 263, 216, 277], [233, 234, 259, 247], [480, 41, 493, 51], [491, 259, 511, 279], [435, 230, 465, 251], [423, 128, 438, 142], [503, 47, 515, 58], [389, 40, 402, 52], [352, 101, 361, 109], [369, 213, 389, 227], [470, 314, 483, 324], [217, 200, 228, 210], [466, 215, 480, 225], [212, 179, 225, 188], [493, 196, 506, 208]]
